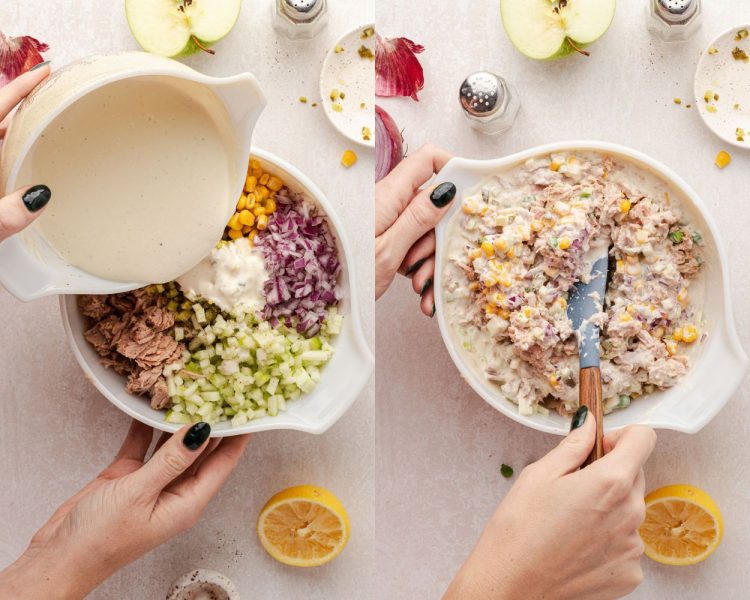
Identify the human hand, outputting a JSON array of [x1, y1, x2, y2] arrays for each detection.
[[445, 408, 656, 600], [375, 144, 454, 316], [0, 62, 52, 243], [0, 420, 250, 600]]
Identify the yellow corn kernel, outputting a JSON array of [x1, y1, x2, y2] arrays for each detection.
[[493, 293, 506, 306], [259, 173, 270, 186], [238, 210, 255, 227], [481, 241, 495, 257], [553, 201, 570, 216], [715, 150, 731, 169], [672, 328, 683, 342], [468, 248, 482, 260], [619, 313, 633, 322], [228, 213, 242, 231], [264, 198, 277, 214], [636, 230, 649, 244], [548, 373, 559, 388], [236, 195, 247, 211], [616, 259, 624, 272], [682, 325, 698, 343], [248, 230, 257, 243], [245, 175, 257, 192], [665, 340, 678, 356], [256, 214, 269, 230], [250, 159, 261, 170], [522, 307, 532, 318], [677, 288, 689, 305], [493, 238, 508, 252], [245, 193, 256, 209], [531, 220, 543, 232], [557, 297, 567, 310], [485, 303, 497, 315], [550, 162, 560, 172], [558, 237, 571, 250], [341, 149, 358, 167], [653, 326, 665, 338], [241, 225, 253, 235], [227, 228, 244, 240], [251, 167, 263, 178], [619, 199, 631, 214], [626, 304, 637, 316], [462, 204, 475, 215], [256, 185, 270, 200], [497, 308, 510, 320], [499, 277, 512, 288], [267, 176, 283, 192]]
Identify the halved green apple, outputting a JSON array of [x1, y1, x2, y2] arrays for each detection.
[[125, 0, 242, 58], [500, 0, 616, 60]]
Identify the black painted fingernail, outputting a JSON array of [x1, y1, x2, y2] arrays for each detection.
[[430, 182, 457, 208], [570, 406, 588, 431], [22, 185, 51, 212], [29, 60, 50, 71], [420, 278, 433, 296], [183, 422, 211, 450], [405, 257, 427, 276], [431, 303, 436, 317]]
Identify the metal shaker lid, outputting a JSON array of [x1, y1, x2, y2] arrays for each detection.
[[655, 0, 697, 23], [459, 72, 504, 118], [282, 0, 323, 20]]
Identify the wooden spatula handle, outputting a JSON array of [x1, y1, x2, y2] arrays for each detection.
[[580, 366, 604, 466]]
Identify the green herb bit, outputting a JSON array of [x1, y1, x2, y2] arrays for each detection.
[[549, 237, 559, 248], [358, 45, 375, 60], [668, 230, 685, 244], [580, 188, 593, 197], [737, 128, 746, 142], [362, 126, 372, 141], [361, 26, 375, 39], [360, 102, 366, 109], [334, 44, 345, 53], [673, 98, 682, 105], [732, 47, 749, 61], [299, 96, 308, 103], [500, 464, 514, 478], [708, 46, 719, 55], [692, 231, 703, 244], [735, 28, 749, 41]]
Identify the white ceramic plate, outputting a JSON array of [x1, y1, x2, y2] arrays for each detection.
[[319, 23, 375, 148], [434, 141, 747, 436], [694, 24, 750, 149], [61, 147, 373, 437]]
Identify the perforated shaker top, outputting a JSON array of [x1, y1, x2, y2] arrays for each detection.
[[459, 72, 504, 118], [656, 0, 697, 20], [283, 0, 322, 16]]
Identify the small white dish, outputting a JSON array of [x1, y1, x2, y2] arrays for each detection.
[[61, 147, 374, 437], [319, 23, 375, 148], [166, 569, 238, 600], [434, 141, 747, 437], [694, 24, 750, 149]]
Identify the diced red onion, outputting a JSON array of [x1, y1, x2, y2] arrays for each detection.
[[375, 105, 404, 182], [255, 188, 341, 337]]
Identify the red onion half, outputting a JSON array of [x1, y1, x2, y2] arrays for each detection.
[[375, 105, 404, 182]]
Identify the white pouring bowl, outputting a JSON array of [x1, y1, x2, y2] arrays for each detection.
[[61, 147, 373, 437], [0, 52, 265, 300], [434, 141, 747, 436]]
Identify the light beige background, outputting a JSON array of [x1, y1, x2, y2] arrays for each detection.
[[376, 1, 750, 598], [0, 1, 375, 599]]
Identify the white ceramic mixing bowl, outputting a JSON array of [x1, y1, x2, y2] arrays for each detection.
[[61, 148, 373, 436], [434, 141, 747, 436]]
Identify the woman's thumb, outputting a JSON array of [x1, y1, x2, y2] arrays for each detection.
[[129, 422, 211, 499], [0, 185, 51, 242], [536, 407, 596, 477]]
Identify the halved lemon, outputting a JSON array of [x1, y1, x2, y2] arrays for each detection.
[[257, 485, 350, 567], [639, 484, 723, 566]]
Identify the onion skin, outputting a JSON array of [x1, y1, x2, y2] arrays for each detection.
[[0, 32, 49, 88], [375, 34, 425, 101], [375, 105, 404, 183]]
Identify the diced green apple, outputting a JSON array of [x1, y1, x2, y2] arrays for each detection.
[[500, 0, 616, 60], [125, 0, 242, 58]]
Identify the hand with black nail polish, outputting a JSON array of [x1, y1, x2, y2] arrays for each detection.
[[375, 143, 455, 317], [445, 415, 657, 600], [0, 420, 250, 599], [0, 63, 54, 243]]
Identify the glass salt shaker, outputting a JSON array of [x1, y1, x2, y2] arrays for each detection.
[[459, 71, 521, 135], [273, 0, 328, 40], [647, 0, 701, 42]]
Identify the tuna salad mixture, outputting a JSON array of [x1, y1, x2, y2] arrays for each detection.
[[80, 160, 343, 427], [442, 151, 706, 416]]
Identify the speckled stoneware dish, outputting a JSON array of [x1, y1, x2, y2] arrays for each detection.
[[319, 23, 375, 148], [434, 141, 747, 436], [694, 24, 750, 149], [166, 569, 239, 600], [61, 147, 373, 437], [0, 52, 265, 300]]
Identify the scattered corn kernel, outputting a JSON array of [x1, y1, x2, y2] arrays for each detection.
[[707, 105, 717, 113], [259, 173, 270, 186], [498, 308, 510, 320], [245, 175, 258, 192], [530, 220, 543, 232], [341, 149, 358, 168], [238, 210, 255, 227], [330, 89, 341, 101], [736, 28, 749, 41], [715, 150, 732, 169], [616, 259, 624, 272], [665, 340, 678, 356], [299, 96, 308, 103], [672, 328, 683, 342], [494, 238, 508, 252], [334, 44, 345, 53], [228, 213, 242, 231], [553, 201, 570, 216], [481, 241, 495, 257], [682, 325, 698, 343], [619, 313, 633, 323], [226, 158, 281, 242], [677, 288, 689, 305], [708, 46, 719, 55], [737, 128, 745, 142], [673, 98, 682, 105], [557, 297, 567, 310], [227, 228, 244, 240], [267, 176, 283, 192], [256, 214, 268, 230], [558, 237, 571, 250], [550, 162, 561, 172], [548, 373, 559, 388], [332, 103, 343, 112], [236, 195, 247, 211], [704, 90, 714, 103], [362, 126, 372, 141], [468, 248, 482, 260]]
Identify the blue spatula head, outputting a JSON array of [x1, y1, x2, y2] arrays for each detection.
[[566, 252, 609, 368]]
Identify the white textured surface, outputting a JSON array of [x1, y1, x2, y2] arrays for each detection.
[[377, 2, 750, 599], [0, 1, 374, 599]]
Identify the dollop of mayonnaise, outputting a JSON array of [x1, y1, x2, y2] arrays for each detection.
[[177, 239, 269, 314]]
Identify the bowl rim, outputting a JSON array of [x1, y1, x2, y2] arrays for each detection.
[[434, 140, 748, 436], [60, 146, 373, 437], [693, 23, 750, 151]]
